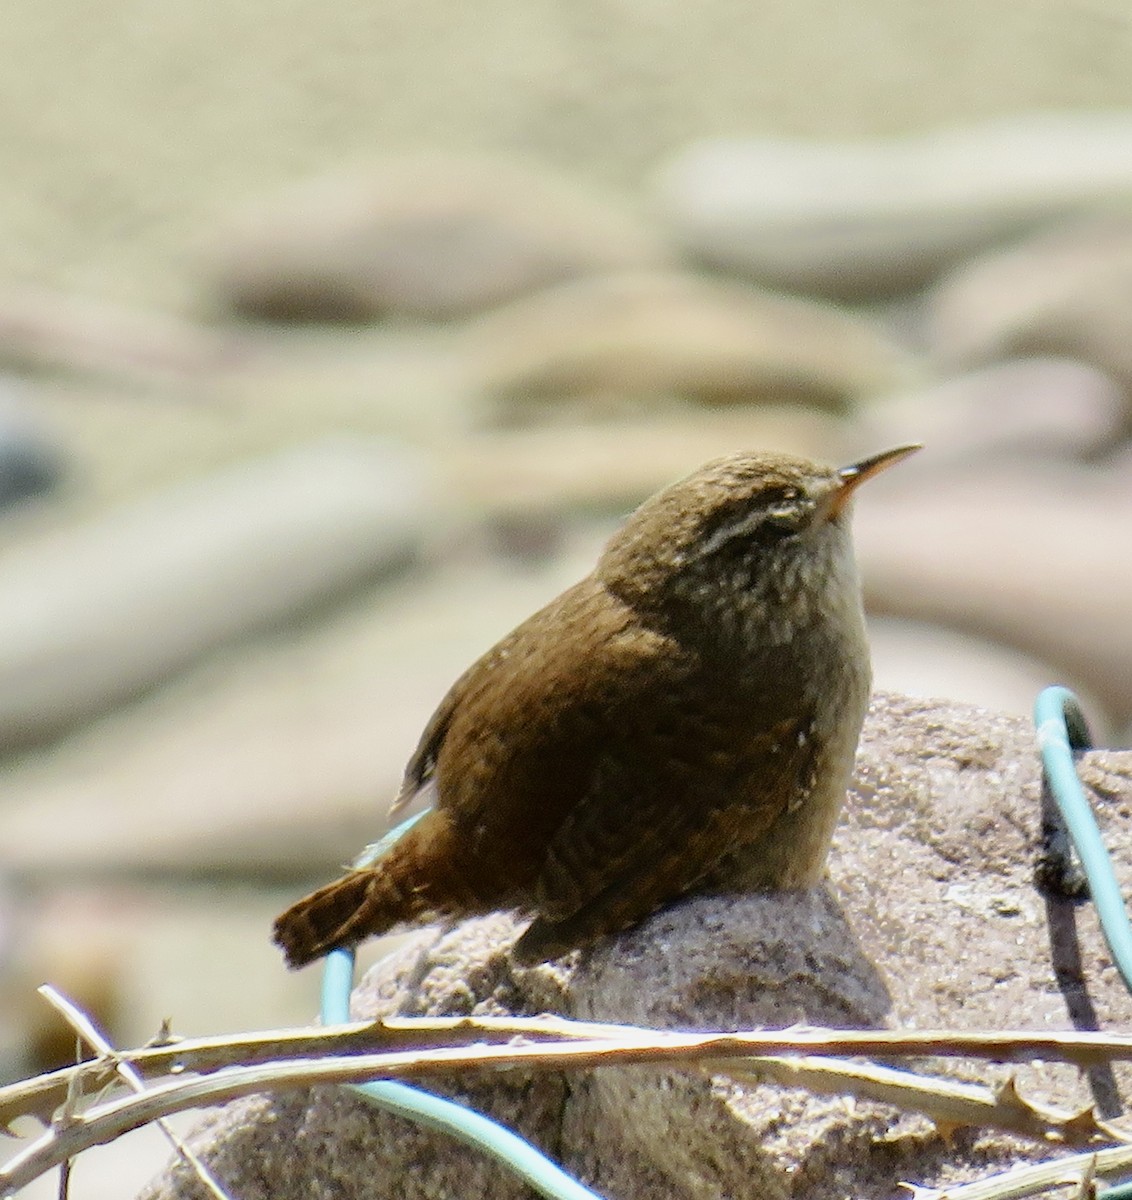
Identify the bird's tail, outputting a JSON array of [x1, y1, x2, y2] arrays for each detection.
[[273, 817, 452, 969]]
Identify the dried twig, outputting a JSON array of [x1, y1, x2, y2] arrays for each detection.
[[36, 987, 233, 1200], [4, 1025, 1132, 1195], [904, 1142, 1132, 1200], [717, 1057, 1126, 1146], [6, 1018, 1132, 1196], [10, 1015, 1132, 1134], [0, 1014, 647, 1131]]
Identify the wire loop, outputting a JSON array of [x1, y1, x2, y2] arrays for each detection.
[[1035, 686, 1132, 994]]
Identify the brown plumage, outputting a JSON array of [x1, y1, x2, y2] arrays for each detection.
[[273, 444, 918, 968]]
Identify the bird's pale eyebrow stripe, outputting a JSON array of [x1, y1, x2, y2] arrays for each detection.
[[694, 508, 767, 559]]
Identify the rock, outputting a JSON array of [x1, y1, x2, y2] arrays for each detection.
[[0, 437, 431, 750], [855, 458, 1132, 726], [653, 113, 1132, 299], [205, 154, 668, 323], [461, 271, 918, 419], [0, 378, 65, 508], [442, 406, 852, 515], [927, 214, 1132, 401], [140, 694, 1132, 1200], [214, 326, 472, 440], [857, 357, 1129, 465], [0, 288, 236, 388], [868, 617, 1114, 736]]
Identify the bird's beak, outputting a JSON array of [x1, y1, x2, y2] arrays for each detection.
[[827, 444, 921, 519]]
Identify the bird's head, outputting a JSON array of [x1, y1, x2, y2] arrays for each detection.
[[597, 445, 919, 643]]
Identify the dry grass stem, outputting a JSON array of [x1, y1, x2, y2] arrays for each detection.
[[35, 987, 234, 1200], [6, 1017, 1132, 1196], [903, 1142, 1132, 1200], [716, 1056, 1128, 1146], [10, 1014, 1132, 1131]]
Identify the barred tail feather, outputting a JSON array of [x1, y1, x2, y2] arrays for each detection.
[[272, 812, 476, 969], [274, 871, 392, 968]]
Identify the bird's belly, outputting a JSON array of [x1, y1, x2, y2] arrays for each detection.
[[732, 757, 852, 888], [711, 659, 870, 891]]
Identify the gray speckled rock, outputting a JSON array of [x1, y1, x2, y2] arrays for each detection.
[[141, 693, 1132, 1200], [206, 153, 668, 323], [0, 436, 431, 750], [653, 114, 1132, 299]]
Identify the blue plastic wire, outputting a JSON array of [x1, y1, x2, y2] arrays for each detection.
[[318, 813, 603, 1200], [1034, 686, 1132, 993], [1035, 687, 1132, 1199]]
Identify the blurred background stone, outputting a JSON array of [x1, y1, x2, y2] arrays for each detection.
[[0, 525, 609, 883], [213, 326, 473, 439], [0, 437, 433, 750], [856, 458, 1132, 727], [927, 214, 1132, 408], [0, 288, 237, 389], [868, 616, 1113, 735], [461, 270, 919, 420], [440, 406, 853, 514], [0, 377, 65, 510], [651, 114, 1132, 299], [12, 3, 1132, 311], [205, 153, 669, 323], [856, 357, 1129, 464]]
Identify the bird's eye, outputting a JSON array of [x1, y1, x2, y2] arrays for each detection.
[[763, 507, 801, 538]]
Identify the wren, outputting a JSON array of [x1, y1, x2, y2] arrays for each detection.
[[273, 444, 918, 968]]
